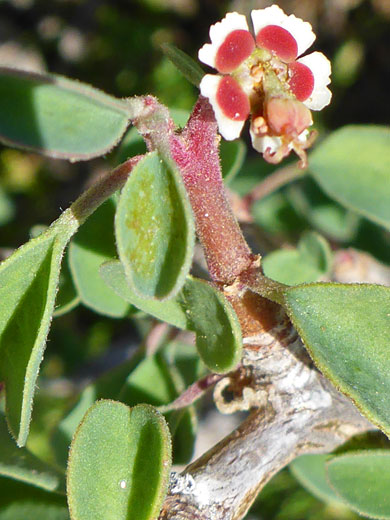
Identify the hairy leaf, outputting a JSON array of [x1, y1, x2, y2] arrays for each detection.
[[101, 262, 242, 373], [0, 67, 131, 160], [115, 151, 195, 299], [67, 400, 171, 520], [327, 451, 390, 519], [283, 283, 390, 436], [0, 213, 77, 445]]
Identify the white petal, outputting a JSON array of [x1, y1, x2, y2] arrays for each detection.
[[250, 128, 310, 155], [250, 130, 281, 154], [298, 52, 332, 110], [251, 5, 315, 57], [200, 74, 246, 140], [198, 12, 250, 69]]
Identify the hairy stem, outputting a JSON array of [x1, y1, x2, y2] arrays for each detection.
[[68, 156, 142, 225], [172, 97, 254, 283], [132, 95, 254, 284]]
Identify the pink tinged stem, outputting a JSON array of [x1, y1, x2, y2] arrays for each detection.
[[170, 96, 254, 283]]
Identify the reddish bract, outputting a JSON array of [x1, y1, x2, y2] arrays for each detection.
[[216, 76, 250, 121], [215, 30, 255, 73], [256, 25, 298, 63], [288, 62, 315, 101]]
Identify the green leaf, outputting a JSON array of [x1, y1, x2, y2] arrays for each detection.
[[119, 343, 199, 464], [286, 180, 360, 242], [115, 151, 195, 300], [263, 232, 332, 285], [0, 414, 65, 493], [220, 139, 246, 182], [101, 262, 242, 373], [181, 277, 242, 373], [290, 454, 343, 505], [282, 282, 390, 436], [252, 192, 307, 236], [327, 451, 390, 519], [120, 352, 176, 407], [69, 198, 130, 317], [0, 214, 77, 445], [0, 67, 131, 160], [67, 400, 171, 520], [0, 477, 69, 520], [309, 126, 390, 230], [52, 352, 143, 468], [160, 43, 204, 87], [100, 260, 188, 328]]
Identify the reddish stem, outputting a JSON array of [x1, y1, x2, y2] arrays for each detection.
[[170, 97, 254, 283]]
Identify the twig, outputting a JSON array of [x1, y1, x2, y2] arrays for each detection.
[[243, 163, 306, 209], [159, 291, 372, 520], [158, 373, 224, 413]]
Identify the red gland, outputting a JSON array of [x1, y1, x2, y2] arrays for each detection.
[[215, 30, 255, 73], [266, 97, 312, 137], [216, 76, 250, 121], [288, 62, 314, 101], [256, 25, 298, 63]]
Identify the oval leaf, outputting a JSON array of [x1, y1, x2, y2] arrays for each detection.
[[67, 400, 171, 520], [263, 232, 332, 285], [101, 261, 242, 373], [290, 454, 343, 505], [0, 218, 77, 446], [118, 343, 199, 464], [69, 198, 130, 317], [115, 151, 195, 299], [0, 478, 69, 520], [0, 414, 65, 493], [309, 126, 390, 230], [100, 260, 188, 328], [0, 67, 130, 160], [327, 451, 390, 519], [282, 283, 390, 436], [182, 278, 242, 373], [52, 353, 143, 468]]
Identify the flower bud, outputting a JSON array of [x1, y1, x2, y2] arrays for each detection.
[[265, 97, 312, 137]]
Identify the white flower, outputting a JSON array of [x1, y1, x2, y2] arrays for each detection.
[[198, 5, 332, 167]]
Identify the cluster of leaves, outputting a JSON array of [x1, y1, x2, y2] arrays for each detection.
[[1, 60, 390, 519]]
